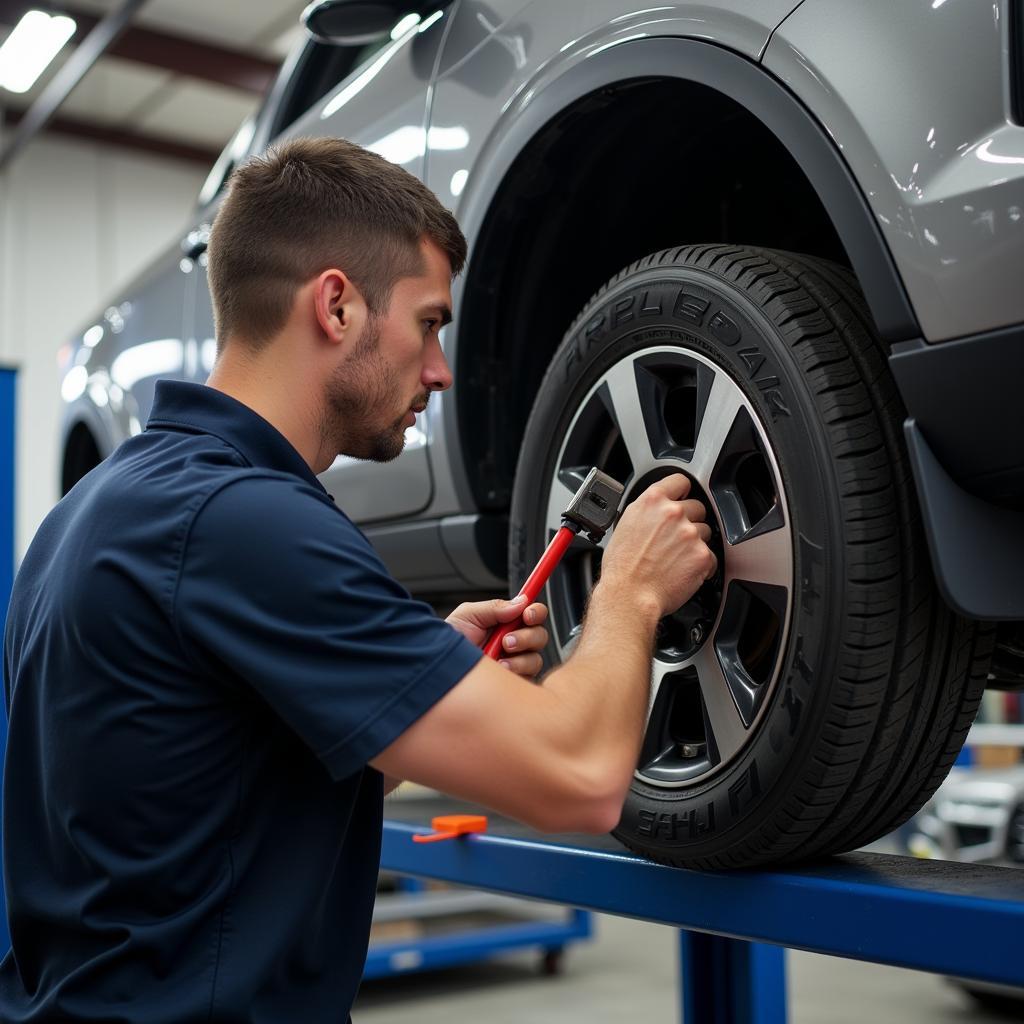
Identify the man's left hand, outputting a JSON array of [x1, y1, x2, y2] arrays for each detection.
[[446, 596, 549, 679]]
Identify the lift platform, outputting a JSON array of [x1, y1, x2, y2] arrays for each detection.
[[379, 801, 1024, 1024]]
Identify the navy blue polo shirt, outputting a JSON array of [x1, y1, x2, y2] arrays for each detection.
[[0, 380, 481, 1022]]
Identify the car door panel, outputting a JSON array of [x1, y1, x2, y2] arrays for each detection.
[[95, 243, 193, 442], [188, 9, 453, 525]]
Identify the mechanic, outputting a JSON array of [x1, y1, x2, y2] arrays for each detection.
[[0, 137, 716, 1022]]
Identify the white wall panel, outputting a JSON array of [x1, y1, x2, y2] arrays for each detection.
[[0, 128, 205, 559]]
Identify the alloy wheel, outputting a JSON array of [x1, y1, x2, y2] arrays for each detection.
[[545, 346, 793, 787]]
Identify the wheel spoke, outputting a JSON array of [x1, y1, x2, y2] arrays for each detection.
[[692, 645, 747, 764], [544, 345, 791, 791], [725, 525, 792, 588], [687, 371, 744, 483], [599, 360, 656, 474], [646, 658, 677, 720], [545, 477, 577, 536]]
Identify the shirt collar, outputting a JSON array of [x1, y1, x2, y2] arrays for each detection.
[[147, 380, 327, 493]]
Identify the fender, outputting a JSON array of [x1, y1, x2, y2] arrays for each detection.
[[454, 35, 919, 347], [437, 35, 921, 532]]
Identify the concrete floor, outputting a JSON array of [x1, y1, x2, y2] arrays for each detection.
[[354, 911, 1023, 1023]]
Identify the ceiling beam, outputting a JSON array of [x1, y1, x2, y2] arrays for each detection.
[[0, 0, 148, 171], [3, 105, 218, 165], [0, 2, 280, 94]]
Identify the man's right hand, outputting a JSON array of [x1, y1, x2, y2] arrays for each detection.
[[599, 473, 717, 619]]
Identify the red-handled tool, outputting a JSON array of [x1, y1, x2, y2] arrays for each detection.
[[482, 467, 625, 660]]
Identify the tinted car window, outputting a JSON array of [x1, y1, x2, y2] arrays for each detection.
[[270, 39, 390, 140], [195, 36, 390, 209], [270, 3, 450, 139]]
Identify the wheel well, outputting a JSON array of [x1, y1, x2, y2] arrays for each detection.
[[457, 77, 849, 511], [62, 422, 103, 495]]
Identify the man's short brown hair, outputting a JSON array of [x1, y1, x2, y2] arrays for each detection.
[[207, 136, 467, 349]]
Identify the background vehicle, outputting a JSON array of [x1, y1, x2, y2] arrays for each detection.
[[907, 763, 1024, 1011], [909, 765, 1024, 864], [59, 0, 1024, 869]]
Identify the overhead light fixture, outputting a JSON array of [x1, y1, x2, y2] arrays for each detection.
[[0, 10, 77, 95]]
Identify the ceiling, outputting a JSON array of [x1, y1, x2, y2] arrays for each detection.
[[0, 0, 310, 166]]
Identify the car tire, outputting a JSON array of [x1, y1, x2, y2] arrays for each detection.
[[1008, 804, 1024, 864], [508, 244, 994, 868]]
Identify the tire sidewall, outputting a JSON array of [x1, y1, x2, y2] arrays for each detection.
[[510, 262, 847, 861]]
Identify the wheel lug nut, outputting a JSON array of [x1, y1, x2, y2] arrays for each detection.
[[689, 623, 705, 646]]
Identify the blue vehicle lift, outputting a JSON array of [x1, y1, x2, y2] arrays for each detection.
[[379, 805, 1024, 1023]]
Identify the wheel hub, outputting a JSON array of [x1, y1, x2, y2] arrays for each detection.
[[622, 466, 725, 662]]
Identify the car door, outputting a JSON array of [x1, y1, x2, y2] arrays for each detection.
[[186, 5, 454, 524], [183, 116, 256, 386], [99, 244, 193, 439], [104, 113, 258, 428]]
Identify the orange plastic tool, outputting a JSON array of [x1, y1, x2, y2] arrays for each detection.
[[412, 814, 488, 843]]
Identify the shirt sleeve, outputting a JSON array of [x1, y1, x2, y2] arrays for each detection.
[[173, 473, 483, 780]]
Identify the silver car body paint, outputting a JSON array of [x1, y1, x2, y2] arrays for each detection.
[[61, 0, 805, 525], [424, 0, 806, 519], [233, 8, 452, 523], [63, 247, 195, 458], [58, 0, 1023, 590], [764, 0, 1024, 342]]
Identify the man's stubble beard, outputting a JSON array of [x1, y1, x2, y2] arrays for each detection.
[[323, 314, 412, 463]]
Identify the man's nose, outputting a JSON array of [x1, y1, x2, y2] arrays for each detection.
[[423, 335, 453, 392]]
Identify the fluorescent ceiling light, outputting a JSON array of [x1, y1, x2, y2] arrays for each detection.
[[0, 10, 76, 95]]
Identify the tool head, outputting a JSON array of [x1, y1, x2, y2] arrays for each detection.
[[562, 467, 625, 543]]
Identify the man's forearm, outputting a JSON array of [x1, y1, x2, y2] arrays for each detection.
[[539, 579, 662, 801], [366, 579, 663, 835]]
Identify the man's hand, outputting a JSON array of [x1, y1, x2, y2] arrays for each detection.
[[600, 474, 716, 618], [446, 596, 549, 679]]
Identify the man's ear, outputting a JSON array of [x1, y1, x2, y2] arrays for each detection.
[[312, 269, 364, 347]]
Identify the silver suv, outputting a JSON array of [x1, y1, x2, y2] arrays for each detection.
[[59, 0, 1024, 869]]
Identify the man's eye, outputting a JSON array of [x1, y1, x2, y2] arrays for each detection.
[[423, 319, 438, 333]]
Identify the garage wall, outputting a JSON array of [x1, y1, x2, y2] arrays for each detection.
[[0, 129, 206, 560]]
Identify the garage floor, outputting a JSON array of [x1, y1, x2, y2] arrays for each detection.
[[354, 912, 1020, 1023]]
